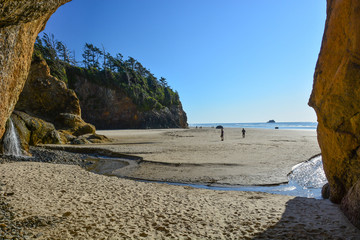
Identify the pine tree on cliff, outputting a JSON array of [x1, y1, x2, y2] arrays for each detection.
[[56, 41, 71, 64], [34, 33, 184, 112], [82, 43, 102, 69], [159, 77, 168, 87]]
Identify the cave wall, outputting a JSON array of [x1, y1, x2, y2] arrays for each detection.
[[0, 0, 71, 140], [309, 0, 360, 203]]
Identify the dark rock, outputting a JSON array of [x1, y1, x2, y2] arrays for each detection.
[[12, 111, 61, 145], [62, 211, 72, 217], [84, 133, 110, 143], [321, 183, 330, 199], [55, 113, 95, 136], [341, 179, 360, 229], [71, 137, 91, 145]]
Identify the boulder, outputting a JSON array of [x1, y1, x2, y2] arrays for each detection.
[[321, 183, 330, 199], [309, 0, 360, 203], [341, 179, 360, 229], [3, 110, 63, 156], [0, 0, 71, 140], [7, 111, 107, 155], [54, 113, 95, 136], [13, 111, 61, 146]]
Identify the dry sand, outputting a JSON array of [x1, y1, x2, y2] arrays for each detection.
[[1, 128, 360, 239]]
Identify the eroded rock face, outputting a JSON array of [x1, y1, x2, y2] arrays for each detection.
[[341, 179, 360, 228], [12, 110, 61, 147], [15, 57, 95, 136], [0, 0, 71, 140], [9, 57, 105, 150], [309, 0, 360, 203], [69, 70, 188, 129]]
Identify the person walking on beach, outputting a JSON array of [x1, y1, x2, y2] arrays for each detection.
[[221, 128, 224, 141], [242, 128, 246, 138]]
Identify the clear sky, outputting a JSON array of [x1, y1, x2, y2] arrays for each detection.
[[43, 0, 326, 124]]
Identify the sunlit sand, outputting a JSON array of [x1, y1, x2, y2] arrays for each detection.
[[1, 128, 360, 238]]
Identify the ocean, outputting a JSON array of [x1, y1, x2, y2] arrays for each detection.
[[189, 122, 318, 130]]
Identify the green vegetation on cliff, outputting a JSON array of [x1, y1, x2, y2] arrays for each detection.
[[34, 33, 181, 111]]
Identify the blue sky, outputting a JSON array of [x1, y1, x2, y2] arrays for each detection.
[[43, 0, 326, 123]]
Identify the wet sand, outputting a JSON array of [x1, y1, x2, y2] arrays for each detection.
[[96, 128, 321, 185], [1, 128, 360, 239]]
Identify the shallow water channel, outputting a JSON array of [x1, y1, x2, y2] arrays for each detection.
[[86, 155, 327, 199]]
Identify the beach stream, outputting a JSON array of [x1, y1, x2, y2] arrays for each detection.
[[85, 154, 327, 199]]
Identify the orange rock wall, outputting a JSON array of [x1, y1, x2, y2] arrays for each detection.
[[0, 0, 71, 139], [309, 0, 360, 203]]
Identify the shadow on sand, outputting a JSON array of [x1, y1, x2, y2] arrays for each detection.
[[252, 197, 360, 240]]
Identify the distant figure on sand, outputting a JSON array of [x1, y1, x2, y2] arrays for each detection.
[[221, 128, 224, 141], [242, 128, 246, 138]]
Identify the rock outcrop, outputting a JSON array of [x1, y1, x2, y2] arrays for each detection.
[[340, 178, 360, 229], [309, 0, 360, 204], [11, 110, 62, 152], [309, 0, 360, 226], [0, 0, 71, 140], [15, 56, 95, 137], [68, 70, 188, 129], [8, 57, 109, 150]]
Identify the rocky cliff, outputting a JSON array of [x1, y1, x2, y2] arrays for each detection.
[[0, 0, 71, 140], [15, 56, 95, 137], [309, 0, 360, 227], [68, 69, 188, 129], [10, 56, 110, 150]]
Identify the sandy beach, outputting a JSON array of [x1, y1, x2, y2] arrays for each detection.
[[95, 127, 321, 186], [1, 128, 360, 239]]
